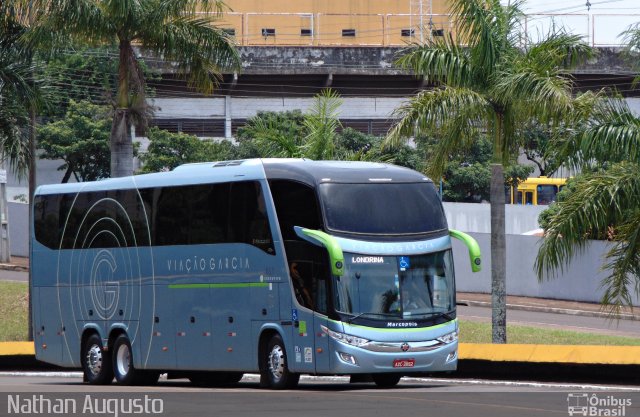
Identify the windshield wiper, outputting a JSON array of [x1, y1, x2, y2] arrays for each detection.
[[344, 312, 392, 324], [427, 311, 455, 321]]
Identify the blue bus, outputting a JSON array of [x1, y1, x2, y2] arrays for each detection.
[[31, 159, 481, 389]]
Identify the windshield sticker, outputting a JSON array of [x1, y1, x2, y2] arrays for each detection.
[[304, 347, 313, 363], [292, 309, 298, 321], [298, 320, 307, 337], [295, 346, 302, 363], [350, 256, 384, 264], [399, 256, 410, 271]]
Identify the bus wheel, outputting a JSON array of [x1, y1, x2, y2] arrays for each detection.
[[372, 373, 401, 388], [81, 334, 113, 385], [263, 334, 299, 389], [112, 334, 144, 385]]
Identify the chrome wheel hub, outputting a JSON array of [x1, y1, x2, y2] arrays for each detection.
[[268, 345, 285, 381], [86, 345, 103, 376]]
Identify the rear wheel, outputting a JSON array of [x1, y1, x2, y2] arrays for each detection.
[[81, 334, 113, 385], [112, 334, 158, 385], [261, 334, 299, 389], [372, 373, 402, 388]]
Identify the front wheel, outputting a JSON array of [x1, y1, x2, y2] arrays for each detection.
[[372, 373, 402, 388], [261, 334, 299, 389], [81, 334, 113, 385]]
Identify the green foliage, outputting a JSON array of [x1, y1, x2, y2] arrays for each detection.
[[536, 96, 640, 312], [139, 127, 236, 173], [236, 110, 306, 158], [40, 47, 119, 118], [38, 100, 111, 182]]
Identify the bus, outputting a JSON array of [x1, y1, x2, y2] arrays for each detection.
[[31, 159, 481, 389], [506, 177, 567, 205]]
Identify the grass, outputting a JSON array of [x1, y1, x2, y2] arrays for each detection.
[[1, 282, 638, 345], [459, 320, 640, 346], [0, 282, 29, 342]]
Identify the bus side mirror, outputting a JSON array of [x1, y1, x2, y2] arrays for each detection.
[[449, 229, 482, 273], [293, 226, 344, 276]]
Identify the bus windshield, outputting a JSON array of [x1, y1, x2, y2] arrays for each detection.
[[318, 183, 446, 235], [333, 251, 455, 319]]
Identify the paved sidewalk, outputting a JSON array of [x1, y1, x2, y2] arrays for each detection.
[[458, 292, 640, 321]]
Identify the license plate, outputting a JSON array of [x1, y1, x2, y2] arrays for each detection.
[[393, 358, 415, 368]]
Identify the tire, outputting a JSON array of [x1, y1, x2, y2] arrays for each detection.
[[372, 373, 402, 388], [81, 333, 113, 385], [112, 334, 148, 385], [189, 372, 244, 387], [261, 334, 299, 389]]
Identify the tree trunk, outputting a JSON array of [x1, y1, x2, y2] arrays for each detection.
[[27, 108, 36, 342], [490, 163, 507, 343], [110, 108, 133, 177]]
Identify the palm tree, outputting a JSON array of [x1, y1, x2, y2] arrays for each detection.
[[385, 0, 593, 343], [242, 89, 343, 159], [28, 0, 240, 177], [535, 97, 640, 314], [0, 1, 43, 178]]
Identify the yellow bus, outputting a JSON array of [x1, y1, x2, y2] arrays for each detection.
[[506, 177, 567, 205]]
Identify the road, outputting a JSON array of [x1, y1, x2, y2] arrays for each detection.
[[458, 305, 640, 338], [0, 373, 638, 417]]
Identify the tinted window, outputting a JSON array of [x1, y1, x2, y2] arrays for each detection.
[[34, 181, 274, 254], [34, 189, 151, 250], [536, 185, 558, 205], [269, 180, 322, 239], [319, 183, 446, 235]]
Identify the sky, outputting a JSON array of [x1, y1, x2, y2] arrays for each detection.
[[506, 0, 640, 45]]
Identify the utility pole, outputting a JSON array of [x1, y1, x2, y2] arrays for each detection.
[[0, 164, 10, 263]]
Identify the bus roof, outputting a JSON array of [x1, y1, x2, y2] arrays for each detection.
[[520, 177, 567, 186], [34, 159, 433, 196]]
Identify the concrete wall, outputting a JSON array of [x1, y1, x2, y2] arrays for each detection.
[[8, 202, 28, 258], [452, 232, 640, 306], [151, 97, 405, 120], [444, 202, 546, 235]]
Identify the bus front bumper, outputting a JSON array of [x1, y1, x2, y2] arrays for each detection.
[[327, 339, 458, 374]]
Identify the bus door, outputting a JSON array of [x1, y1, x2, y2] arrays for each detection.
[[286, 241, 331, 373]]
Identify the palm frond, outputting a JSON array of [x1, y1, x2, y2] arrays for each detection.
[[536, 163, 640, 285], [599, 209, 640, 313], [395, 38, 471, 88], [526, 31, 594, 70], [492, 69, 573, 121], [385, 86, 488, 147], [302, 89, 342, 160], [579, 98, 640, 163], [142, 16, 239, 94]]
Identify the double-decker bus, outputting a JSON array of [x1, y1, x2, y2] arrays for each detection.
[[506, 176, 567, 205], [31, 159, 480, 389]]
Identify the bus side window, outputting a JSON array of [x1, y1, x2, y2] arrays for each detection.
[[525, 192, 533, 205], [516, 191, 523, 205]]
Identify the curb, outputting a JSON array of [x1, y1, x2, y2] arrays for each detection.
[[0, 264, 28, 272], [459, 299, 640, 321]]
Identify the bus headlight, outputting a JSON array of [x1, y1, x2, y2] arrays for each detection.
[[437, 330, 458, 344], [321, 325, 369, 347]]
